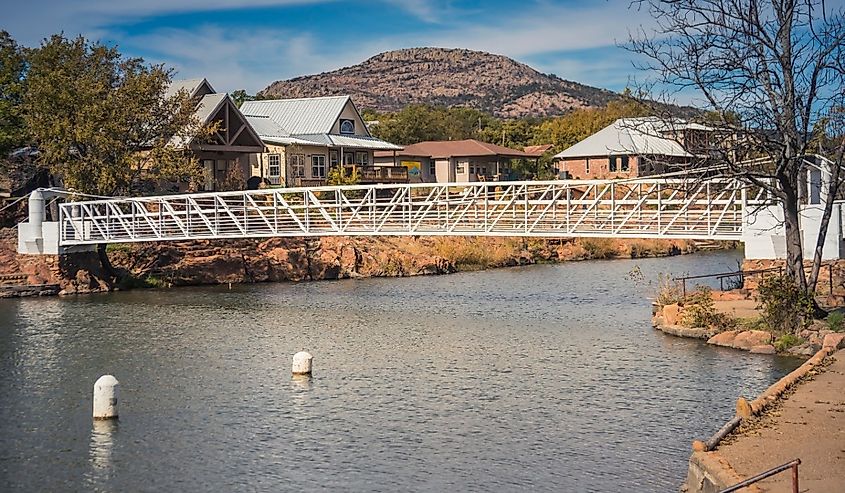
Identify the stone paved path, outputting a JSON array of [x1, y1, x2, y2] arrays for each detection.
[[718, 350, 845, 492]]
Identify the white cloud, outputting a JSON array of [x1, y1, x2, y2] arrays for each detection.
[[4, 0, 659, 95]]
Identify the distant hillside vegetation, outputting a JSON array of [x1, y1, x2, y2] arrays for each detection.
[[260, 47, 624, 118]]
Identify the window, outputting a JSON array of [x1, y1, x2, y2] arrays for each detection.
[[312, 155, 326, 178], [429, 161, 436, 177], [289, 154, 305, 178], [200, 159, 214, 191], [339, 119, 355, 134], [620, 155, 630, 171], [268, 154, 281, 178], [356, 151, 369, 165], [609, 156, 617, 172], [585, 158, 590, 174], [470, 164, 476, 174], [330, 150, 339, 167], [456, 161, 467, 174], [344, 152, 354, 165]]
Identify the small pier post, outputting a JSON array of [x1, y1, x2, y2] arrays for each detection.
[[292, 351, 313, 376], [93, 375, 119, 420]]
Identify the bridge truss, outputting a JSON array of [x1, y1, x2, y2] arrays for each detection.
[[55, 178, 759, 246]]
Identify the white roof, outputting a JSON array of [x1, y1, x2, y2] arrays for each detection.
[[241, 96, 351, 135], [166, 78, 214, 99], [242, 96, 401, 150], [554, 117, 707, 159], [327, 134, 401, 150], [244, 115, 290, 140]]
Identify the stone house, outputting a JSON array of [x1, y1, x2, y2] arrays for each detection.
[[373, 139, 532, 183], [553, 118, 715, 180], [241, 96, 403, 186]]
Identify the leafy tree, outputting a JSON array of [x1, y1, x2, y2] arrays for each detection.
[[229, 89, 254, 108], [0, 31, 26, 155], [533, 98, 651, 153], [23, 34, 207, 197]]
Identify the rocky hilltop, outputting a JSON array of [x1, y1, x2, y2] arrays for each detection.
[[260, 48, 620, 118]]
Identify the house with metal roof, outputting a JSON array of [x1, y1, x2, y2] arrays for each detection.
[[241, 96, 403, 186], [168, 78, 265, 192], [373, 139, 532, 183], [553, 117, 714, 180]]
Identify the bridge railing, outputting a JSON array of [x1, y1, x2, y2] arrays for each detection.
[[56, 178, 754, 245]]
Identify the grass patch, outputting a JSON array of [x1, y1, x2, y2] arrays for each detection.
[[773, 333, 804, 352], [680, 285, 737, 331], [579, 238, 618, 259], [106, 243, 133, 254], [428, 237, 523, 269], [826, 311, 845, 332], [117, 273, 170, 290]]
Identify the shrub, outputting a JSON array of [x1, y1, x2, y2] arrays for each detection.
[[680, 285, 737, 331], [429, 237, 521, 269], [774, 333, 804, 352], [654, 272, 684, 306], [826, 311, 845, 333], [327, 166, 359, 186], [755, 274, 814, 335], [580, 238, 618, 259]]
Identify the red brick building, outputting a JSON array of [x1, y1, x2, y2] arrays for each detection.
[[553, 118, 713, 180]]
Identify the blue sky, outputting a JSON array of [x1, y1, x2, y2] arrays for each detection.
[[4, 0, 660, 97]]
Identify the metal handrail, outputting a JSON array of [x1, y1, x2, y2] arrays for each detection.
[[675, 262, 836, 296], [719, 458, 800, 493], [674, 267, 782, 296]]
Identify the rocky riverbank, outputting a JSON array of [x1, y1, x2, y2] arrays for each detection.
[[0, 227, 704, 297], [652, 289, 845, 357]]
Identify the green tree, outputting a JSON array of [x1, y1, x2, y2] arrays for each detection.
[[533, 98, 651, 153], [229, 89, 254, 108], [0, 31, 26, 155], [23, 34, 206, 196]]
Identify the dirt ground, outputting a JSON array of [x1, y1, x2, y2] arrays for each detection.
[[718, 350, 845, 492], [713, 299, 761, 319]]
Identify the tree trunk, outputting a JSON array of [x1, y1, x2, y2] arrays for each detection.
[[97, 243, 117, 282], [782, 196, 807, 291]]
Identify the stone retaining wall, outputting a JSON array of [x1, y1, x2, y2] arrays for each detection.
[[683, 345, 843, 492]]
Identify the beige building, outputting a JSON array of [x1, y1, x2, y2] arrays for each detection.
[[167, 78, 265, 191], [373, 139, 532, 183], [242, 96, 403, 186]]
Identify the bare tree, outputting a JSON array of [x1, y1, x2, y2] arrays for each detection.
[[628, 0, 845, 295]]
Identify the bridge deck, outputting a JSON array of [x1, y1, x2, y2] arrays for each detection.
[[57, 179, 753, 246]]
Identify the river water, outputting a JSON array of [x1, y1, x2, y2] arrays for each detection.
[[0, 251, 800, 492]]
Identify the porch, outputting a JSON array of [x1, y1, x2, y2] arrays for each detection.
[[286, 165, 408, 187]]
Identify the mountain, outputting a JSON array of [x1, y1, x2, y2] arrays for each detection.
[[259, 48, 623, 119]]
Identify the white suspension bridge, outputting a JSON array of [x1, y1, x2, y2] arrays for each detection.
[[18, 175, 787, 256]]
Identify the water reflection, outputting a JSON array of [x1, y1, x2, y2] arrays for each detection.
[[291, 375, 313, 391], [87, 420, 118, 482]]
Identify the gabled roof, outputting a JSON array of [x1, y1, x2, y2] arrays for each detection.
[[244, 115, 290, 141], [242, 96, 401, 150], [166, 78, 215, 99], [241, 96, 354, 135], [523, 144, 554, 157], [167, 83, 263, 150], [554, 117, 708, 159], [376, 139, 531, 159]]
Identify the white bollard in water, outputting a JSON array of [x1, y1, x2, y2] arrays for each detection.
[[93, 375, 119, 420], [292, 351, 313, 376]]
